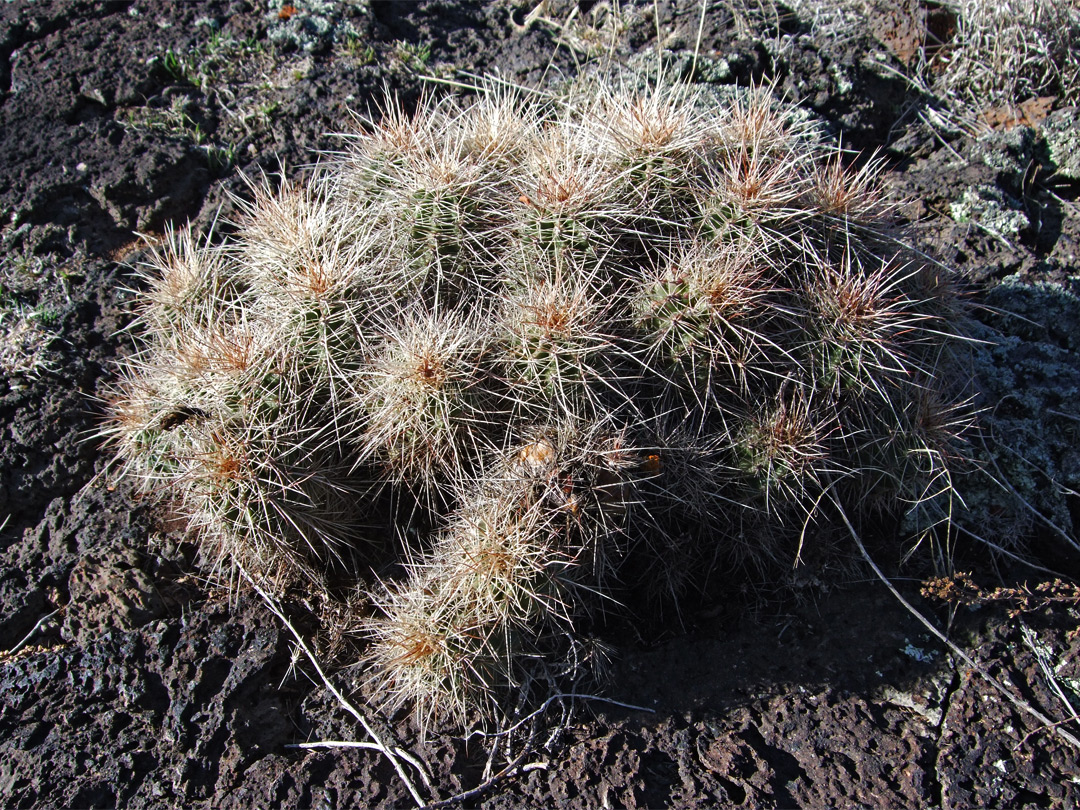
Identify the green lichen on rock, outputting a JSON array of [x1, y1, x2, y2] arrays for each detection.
[[949, 185, 1029, 241], [956, 276, 1080, 540], [984, 274, 1080, 353], [1041, 107, 1080, 181], [264, 0, 367, 54], [968, 126, 1037, 190]]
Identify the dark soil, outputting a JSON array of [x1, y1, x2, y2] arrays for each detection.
[[1, 2, 1078, 808]]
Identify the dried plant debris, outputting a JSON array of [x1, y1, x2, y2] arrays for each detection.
[[923, 571, 1080, 617], [790, 0, 1080, 130]]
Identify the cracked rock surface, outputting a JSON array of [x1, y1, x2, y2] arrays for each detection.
[[1, 1, 1078, 807]]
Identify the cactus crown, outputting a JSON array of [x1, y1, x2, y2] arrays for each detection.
[[104, 78, 971, 729]]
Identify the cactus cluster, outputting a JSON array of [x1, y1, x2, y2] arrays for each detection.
[[105, 80, 971, 727]]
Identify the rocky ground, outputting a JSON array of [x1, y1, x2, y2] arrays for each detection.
[[1, 1, 1079, 807]]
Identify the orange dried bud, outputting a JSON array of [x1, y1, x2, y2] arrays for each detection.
[[518, 439, 556, 472], [278, 5, 298, 20]]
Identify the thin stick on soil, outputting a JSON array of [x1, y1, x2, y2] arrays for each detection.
[[1020, 625, 1080, 729], [832, 496, 1080, 751], [287, 741, 435, 793], [428, 692, 656, 807], [420, 747, 549, 810], [1, 608, 60, 658], [464, 692, 656, 744], [240, 569, 431, 807]]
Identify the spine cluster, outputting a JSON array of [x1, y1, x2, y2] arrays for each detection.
[[105, 80, 970, 727]]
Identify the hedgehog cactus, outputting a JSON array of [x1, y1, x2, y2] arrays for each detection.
[[104, 79, 971, 728]]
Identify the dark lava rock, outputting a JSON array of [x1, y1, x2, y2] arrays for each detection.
[[1, 1, 1079, 808]]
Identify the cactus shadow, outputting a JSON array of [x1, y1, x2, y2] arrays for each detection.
[[606, 578, 951, 714]]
